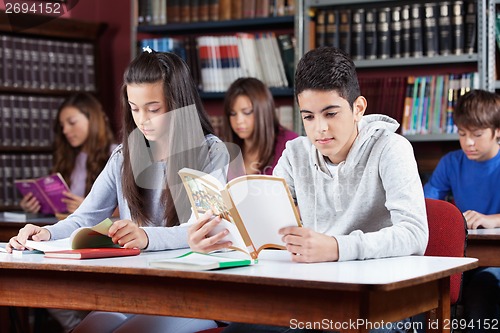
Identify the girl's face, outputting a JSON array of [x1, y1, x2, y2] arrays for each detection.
[[59, 106, 90, 149], [127, 82, 168, 142], [229, 95, 255, 141], [458, 127, 500, 162]]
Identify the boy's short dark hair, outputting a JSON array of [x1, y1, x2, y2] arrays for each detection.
[[294, 47, 360, 107], [453, 89, 500, 134]]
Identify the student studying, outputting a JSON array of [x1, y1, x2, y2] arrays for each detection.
[[424, 89, 500, 332], [6, 49, 229, 333], [189, 47, 429, 333], [222, 77, 298, 177], [19, 92, 117, 215]]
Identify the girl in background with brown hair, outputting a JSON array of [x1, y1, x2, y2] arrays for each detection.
[[223, 77, 298, 176], [20, 92, 116, 213]]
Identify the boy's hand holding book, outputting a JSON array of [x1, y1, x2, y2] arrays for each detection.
[[188, 210, 233, 253]]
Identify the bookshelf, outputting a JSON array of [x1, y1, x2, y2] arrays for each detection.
[[132, 0, 298, 134], [0, 11, 105, 211], [297, 0, 497, 173]]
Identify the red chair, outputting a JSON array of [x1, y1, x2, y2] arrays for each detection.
[[424, 198, 468, 308]]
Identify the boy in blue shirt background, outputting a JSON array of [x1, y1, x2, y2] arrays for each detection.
[[424, 89, 500, 331]]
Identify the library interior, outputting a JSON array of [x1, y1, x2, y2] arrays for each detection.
[[0, 1, 499, 333]]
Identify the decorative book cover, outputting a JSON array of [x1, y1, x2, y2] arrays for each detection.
[[15, 173, 70, 215], [178, 167, 301, 260]]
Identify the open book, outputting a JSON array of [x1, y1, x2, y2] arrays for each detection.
[[15, 173, 70, 215], [178, 167, 301, 260], [25, 218, 139, 259]]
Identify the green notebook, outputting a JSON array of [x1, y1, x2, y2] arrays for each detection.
[[149, 251, 256, 271]]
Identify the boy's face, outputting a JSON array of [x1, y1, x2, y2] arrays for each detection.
[[298, 89, 365, 164], [458, 126, 500, 162]]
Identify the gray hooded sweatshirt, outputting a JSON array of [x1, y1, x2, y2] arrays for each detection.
[[273, 114, 428, 261]]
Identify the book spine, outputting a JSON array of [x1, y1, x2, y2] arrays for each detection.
[[438, 1, 452, 56], [277, 34, 295, 87], [401, 5, 411, 58], [365, 7, 377, 60], [391, 6, 402, 58], [464, 0, 476, 54], [451, 0, 464, 55], [199, 0, 209, 21], [209, 0, 219, 21], [2, 35, 14, 87], [255, 0, 270, 18], [315, 9, 326, 48], [377, 7, 391, 59], [410, 3, 423, 58], [351, 8, 365, 60], [191, 0, 200, 23], [423, 3, 439, 57], [29, 38, 41, 89], [21, 38, 31, 89], [13, 37, 24, 88], [219, 0, 232, 20], [231, 0, 243, 19], [167, 0, 180, 23], [326, 9, 340, 49], [339, 9, 351, 56]]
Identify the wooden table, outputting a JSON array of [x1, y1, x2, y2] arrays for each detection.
[[467, 228, 500, 267], [0, 214, 58, 242], [0, 250, 477, 333]]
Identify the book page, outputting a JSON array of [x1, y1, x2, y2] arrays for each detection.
[[207, 218, 250, 256], [226, 176, 301, 255], [70, 218, 116, 249], [26, 238, 71, 252]]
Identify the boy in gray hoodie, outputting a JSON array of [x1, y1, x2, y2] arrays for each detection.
[[272, 47, 429, 264], [217, 47, 429, 332]]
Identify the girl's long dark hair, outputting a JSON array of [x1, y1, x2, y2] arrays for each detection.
[[121, 51, 215, 227], [52, 92, 115, 194], [222, 77, 280, 172]]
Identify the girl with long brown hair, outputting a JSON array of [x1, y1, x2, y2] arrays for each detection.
[[20, 92, 116, 213], [8, 49, 228, 332], [223, 77, 298, 176]]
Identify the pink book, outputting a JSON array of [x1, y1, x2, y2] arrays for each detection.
[[15, 173, 69, 215]]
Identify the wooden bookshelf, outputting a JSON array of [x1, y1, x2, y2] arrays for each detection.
[[0, 11, 105, 210]]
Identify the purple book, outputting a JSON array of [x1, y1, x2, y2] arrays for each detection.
[[15, 173, 69, 214]]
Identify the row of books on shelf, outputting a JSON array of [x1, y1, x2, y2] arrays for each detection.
[[140, 33, 294, 92], [359, 72, 478, 136], [401, 72, 478, 135], [0, 35, 96, 91], [314, 0, 476, 60], [137, 0, 295, 25], [0, 153, 53, 207], [0, 95, 62, 148]]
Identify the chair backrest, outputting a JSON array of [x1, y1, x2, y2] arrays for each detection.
[[424, 198, 467, 304]]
